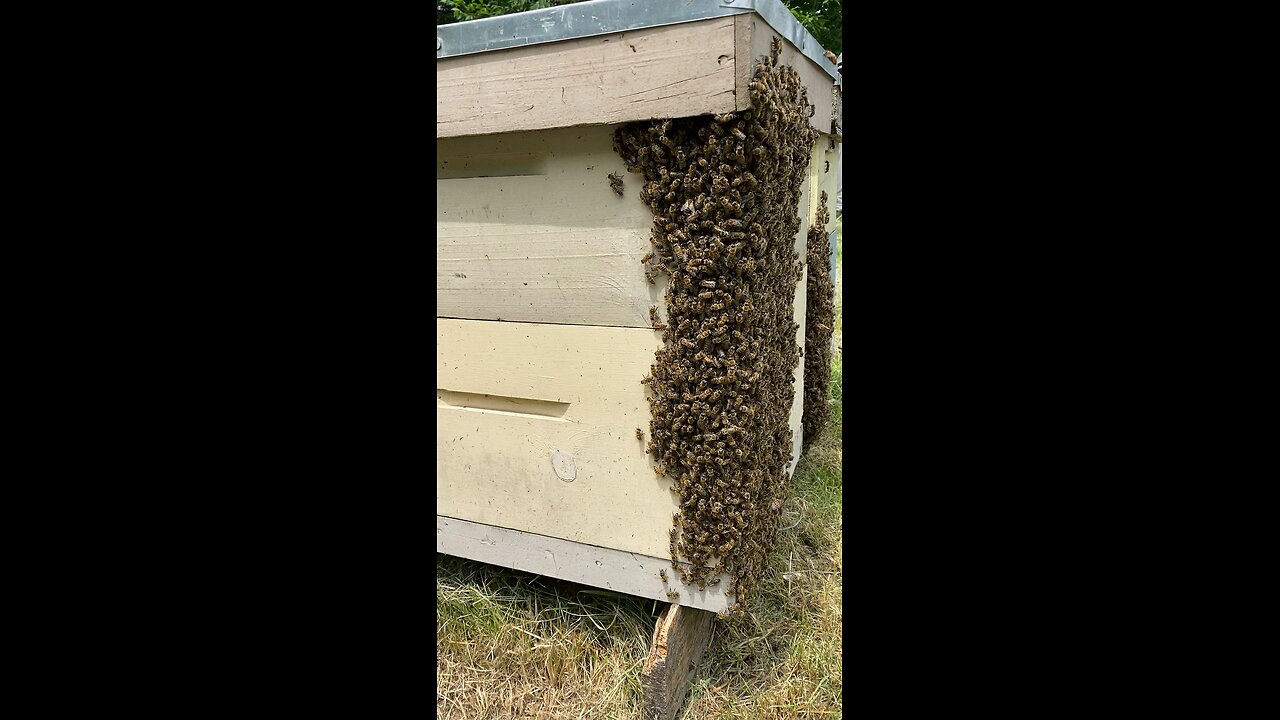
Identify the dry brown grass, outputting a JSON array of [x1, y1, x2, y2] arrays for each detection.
[[437, 233, 843, 720]]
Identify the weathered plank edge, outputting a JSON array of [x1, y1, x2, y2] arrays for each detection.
[[436, 515, 733, 613], [436, 18, 737, 140], [734, 14, 835, 134], [642, 603, 716, 720]]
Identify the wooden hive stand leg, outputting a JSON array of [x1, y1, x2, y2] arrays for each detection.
[[642, 603, 715, 720]]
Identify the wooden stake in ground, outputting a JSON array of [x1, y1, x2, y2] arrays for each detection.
[[642, 604, 715, 720]]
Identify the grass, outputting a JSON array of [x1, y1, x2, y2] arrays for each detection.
[[437, 229, 843, 719]]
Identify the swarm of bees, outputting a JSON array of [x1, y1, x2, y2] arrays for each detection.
[[613, 45, 818, 609], [608, 172, 624, 196], [802, 190, 835, 453]]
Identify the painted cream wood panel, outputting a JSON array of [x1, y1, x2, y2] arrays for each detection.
[[788, 266, 807, 476], [437, 126, 668, 328], [437, 18, 738, 139], [437, 317, 678, 559]]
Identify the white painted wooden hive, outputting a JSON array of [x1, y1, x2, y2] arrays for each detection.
[[437, 0, 840, 613]]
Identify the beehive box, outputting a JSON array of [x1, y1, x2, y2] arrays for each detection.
[[437, 0, 840, 613]]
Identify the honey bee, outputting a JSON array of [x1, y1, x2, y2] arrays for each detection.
[[659, 568, 668, 582], [666, 590, 680, 601], [635, 428, 644, 441], [607, 172, 624, 196], [611, 57, 818, 606]]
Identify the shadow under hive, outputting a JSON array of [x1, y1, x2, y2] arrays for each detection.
[[615, 43, 819, 608]]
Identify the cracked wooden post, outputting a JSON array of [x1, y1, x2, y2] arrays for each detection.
[[642, 603, 715, 720]]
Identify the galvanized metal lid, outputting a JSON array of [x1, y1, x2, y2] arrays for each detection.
[[437, 0, 839, 82]]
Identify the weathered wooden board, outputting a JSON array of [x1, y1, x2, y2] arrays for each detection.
[[437, 18, 738, 139], [436, 516, 733, 613], [735, 14, 834, 133], [437, 14, 835, 139], [642, 604, 716, 720], [437, 126, 667, 328]]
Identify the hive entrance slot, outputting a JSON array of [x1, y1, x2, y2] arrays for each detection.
[[436, 390, 571, 421]]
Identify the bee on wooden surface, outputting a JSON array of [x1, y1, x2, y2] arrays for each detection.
[[666, 590, 680, 601], [659, 568, 668, 582], [607, 172, 624, 196], [611, 57, 821, 603], [635, 428, 644, 441]]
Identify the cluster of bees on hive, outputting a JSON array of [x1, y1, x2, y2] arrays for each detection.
[[802, 190, 834, 452], [612, 38, 819, 609]]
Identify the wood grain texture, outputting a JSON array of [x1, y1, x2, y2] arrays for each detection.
[[437, 126, 668, 328], [734, 13, 754, 114], [642, 604, 716, 720], [735, 14, 834, 134], [437, 18, 738, 139], [436, 516, 732, 613]]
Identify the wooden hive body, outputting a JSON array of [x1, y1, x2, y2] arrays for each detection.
[[437, 1, 840, 613]]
